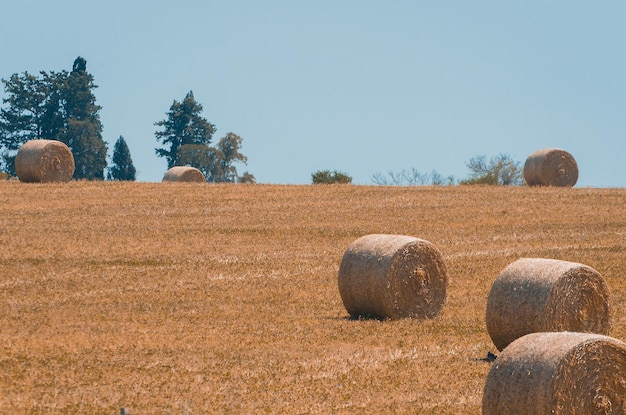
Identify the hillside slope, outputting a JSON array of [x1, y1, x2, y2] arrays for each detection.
[[0, 182, 624, 414]]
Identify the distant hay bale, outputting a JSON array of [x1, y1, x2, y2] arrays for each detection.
[[523, 148, 578, 187], [162, 166, 205, 183], [337, 234, 448, 320], [486, 258, 611, 351], [482, 332, 626, 415], [15, 139, 75, 183]]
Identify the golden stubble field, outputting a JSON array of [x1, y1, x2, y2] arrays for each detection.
[[0, 181, 624, 414]]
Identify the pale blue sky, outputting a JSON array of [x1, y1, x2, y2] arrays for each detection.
[[2, 1, 625, 186]]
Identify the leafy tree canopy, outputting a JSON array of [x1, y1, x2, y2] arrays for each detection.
[[460, 153, 523, 186], [0, 56, 108, 179], [215, 132, 249, 183], [175, 144, 223, 182], [154, 91, 215, 169], [155, 92, 253, 183], [312, 170, 352, 184]]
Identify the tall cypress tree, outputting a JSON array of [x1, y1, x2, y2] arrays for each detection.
[[107, 135, 136, 181], [58, 57, 108, 180]]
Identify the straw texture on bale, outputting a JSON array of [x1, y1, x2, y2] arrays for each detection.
[[482, 332, 626, 415], [15, 139, 75, 183], [523, 148, 578, 187], [337, 234, 448, 320], [162, 166, 205, 183], [486, 257, 611, 351]]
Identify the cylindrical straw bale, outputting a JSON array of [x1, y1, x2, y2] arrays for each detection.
[[15, 139, 75, 183], [337, 234, 448, 320], [486, 258, 611, 351], [523, 148, 578, 187], [162, 166, 205, 183], [482, 331, 626, 415]]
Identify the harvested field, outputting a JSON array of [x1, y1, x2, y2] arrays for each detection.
[[0, 182, 624, 414]]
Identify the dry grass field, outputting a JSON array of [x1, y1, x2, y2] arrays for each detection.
[[0, 181, 624, 414]]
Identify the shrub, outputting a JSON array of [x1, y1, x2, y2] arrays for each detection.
[[312, 170, 352, 184], [371, 168, 455, 186], [460, 153, 523, 186]]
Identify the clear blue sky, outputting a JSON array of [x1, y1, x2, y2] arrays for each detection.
[[2, 1, 625, 186]]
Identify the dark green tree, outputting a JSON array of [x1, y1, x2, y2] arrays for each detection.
[[154, 91, 215, 169], [107, 135, 136, 181], [155, 92, 254, 183], [312, 170, 352, 184], [58, 57, 108, 180], [0, 57, 107, 179], [1, 72, 48, 144], [0, 71, 63, 174]]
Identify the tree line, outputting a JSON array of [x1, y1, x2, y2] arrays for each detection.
[[3, 57, 522, 186], [313, 153, 523, 185], [0, 57, 254, 182]]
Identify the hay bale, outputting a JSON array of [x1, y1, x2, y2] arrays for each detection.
[[482, 332, 626, 415], [523, 148, 578, 187], [486, 258, 611, 351], [15, 139, 74, 183], [337, 234, 448, 320], [162, 166, 205, 183]]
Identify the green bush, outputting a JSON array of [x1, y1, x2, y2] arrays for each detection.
[[459, 172, 498, 185], [460, 153, 523, 186], [312, 170, 352, 184]]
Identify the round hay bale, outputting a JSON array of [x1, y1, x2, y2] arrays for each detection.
[[337, 234, 448, 320], [162, 166, 205, 183], [15, 139, 74, 183], [486, 258, 611, 351], [482, 332, 626, 415], [523, 148, 578, 187]]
